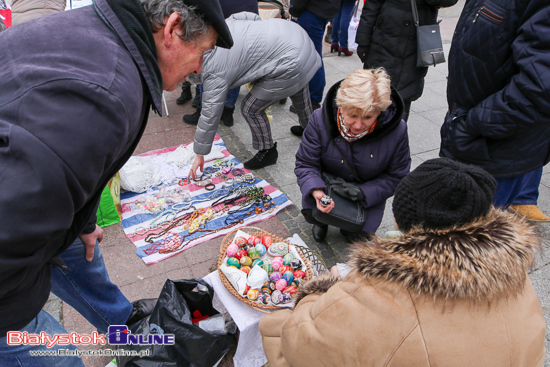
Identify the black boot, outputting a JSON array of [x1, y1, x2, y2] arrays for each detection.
[[126, 298, 157, 326], [176, 81, 192, 105], [312, 224, 328, 242], [244, 142, 278, 170], [191, 84, 201, 108], [290, 125, 305, 136], [183, 108, 201, 126], [221, 106, 235, 127]]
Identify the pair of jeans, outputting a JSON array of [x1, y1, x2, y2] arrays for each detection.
[[493, 168, 542, 208], [297, 11, 327, 104], [0, 310, 84, 367], [331, 0, 355, 48], [50, 238, 133, 334]]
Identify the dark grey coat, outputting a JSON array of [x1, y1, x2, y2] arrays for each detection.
[[356, 0, 458, 102], [0, 0, 160, 337]]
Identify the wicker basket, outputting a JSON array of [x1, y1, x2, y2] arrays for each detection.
[[217, 227, 325, 311]]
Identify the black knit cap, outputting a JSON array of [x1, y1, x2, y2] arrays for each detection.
[[182, 0, 233, 48], [392, 158, 497, 232]]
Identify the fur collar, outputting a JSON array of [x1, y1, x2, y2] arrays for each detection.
[[349, 209, 541, 302]]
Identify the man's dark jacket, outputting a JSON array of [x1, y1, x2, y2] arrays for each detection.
[[440, 0, 550, 178], [0, 0, 161, 337]]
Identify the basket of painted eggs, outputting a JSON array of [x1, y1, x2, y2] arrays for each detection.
[[217, 227, 313, 310]]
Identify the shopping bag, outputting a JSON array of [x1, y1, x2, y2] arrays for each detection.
[[347, 1, 360, 50], [96, 173, 122, 227], [117, 279, 237, 367], [0, 0, 11, 28]]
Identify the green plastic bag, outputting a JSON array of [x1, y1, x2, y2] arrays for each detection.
[[96, 173, 122, 227]]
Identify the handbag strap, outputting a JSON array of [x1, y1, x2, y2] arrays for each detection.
[[410, 0, 420, 27]]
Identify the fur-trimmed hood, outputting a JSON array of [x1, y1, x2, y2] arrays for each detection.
[[349, 208, 541, 302]]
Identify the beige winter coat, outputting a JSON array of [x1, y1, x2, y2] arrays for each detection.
[[259, 209, 546, 366], [11, 0, 65, 25]]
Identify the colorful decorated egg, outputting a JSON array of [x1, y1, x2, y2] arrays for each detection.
[[279, 265, 291, 274], [269, 272, 283, 282], [252, 259, 264, 268], [226, 257, 241, 268], [291, 280, 302, 287], [261, 235, 273, 248], [243, 284, 250, 295], [261, 283, 273, 295], [242, 244, 254, 252], [247, 248, 260, 260], [293, 270, 306, 279], [263, 280, 277, 292], [290, 258, 303, 271], [267, 242, 289, 257], [260, 263, 273, 275], [283, 253, 295, 265], [282, 292, 293, 304], [235, 250, 248, 261], [247, 236, 261, 245], [240, 256, 252, 267], [271, 290, 283, 305], [275, 279, 288, 291], [240, 266, 251, 275], [271, 257, 284, 272], [255, 243, 267, 256], [258, 293, 271, 305], [283, 285, 298, 294], [226, 244, 239, 258], [234, 236, 248, 247], [247, 288, 259, 300], [282, 270, 294, 284]]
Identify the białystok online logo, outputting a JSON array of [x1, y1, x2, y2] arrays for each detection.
[[8, 325, 175, 347], [106, 325, 175, 345]]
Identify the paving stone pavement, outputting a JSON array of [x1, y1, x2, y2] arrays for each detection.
[[42, 1, 550, 365]]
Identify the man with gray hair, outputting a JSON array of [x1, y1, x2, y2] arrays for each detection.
[[0, 0, 232, 364]]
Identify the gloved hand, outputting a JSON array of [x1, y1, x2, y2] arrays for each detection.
[[331, 182, 365, 202], [357, 45, 369, 63]]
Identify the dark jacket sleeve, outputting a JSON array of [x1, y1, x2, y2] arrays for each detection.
[[289, 0, 309, 18], [355, 0, 384, 47], [295, 110, 328, 199], [458, 5, 550, 143], [425, 0, 459, 8], [359, 122, 411, 207]]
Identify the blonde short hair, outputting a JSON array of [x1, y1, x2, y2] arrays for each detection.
[[336, 68, 392, 116]]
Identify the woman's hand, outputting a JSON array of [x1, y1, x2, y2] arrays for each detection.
[[312, 189, 334, 213], [189, 155, 204, 180]]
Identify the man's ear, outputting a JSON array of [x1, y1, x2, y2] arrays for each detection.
[[163, 12, 183, 48]]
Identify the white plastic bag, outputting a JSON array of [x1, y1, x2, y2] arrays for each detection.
[[348, 1, 360, 50]]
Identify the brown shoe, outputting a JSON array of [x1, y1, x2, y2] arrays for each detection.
[[508, 204, 550, 222]]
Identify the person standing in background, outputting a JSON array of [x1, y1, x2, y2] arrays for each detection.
[[356, 0, 458, 122], [180, 0, 259, 127], [330, 0, 356, 56], [288, 0, 341, 137], [439, 0, 550, 221], [10, 0, 65, 25]]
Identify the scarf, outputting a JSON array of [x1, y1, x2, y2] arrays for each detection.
[[337, 108, 378, 142], [102, 0, 162, 104]]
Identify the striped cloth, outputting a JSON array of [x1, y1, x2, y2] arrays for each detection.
[[120, 136, 293, 264]]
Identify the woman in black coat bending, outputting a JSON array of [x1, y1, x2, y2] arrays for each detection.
[[355, 0, 458, 121]]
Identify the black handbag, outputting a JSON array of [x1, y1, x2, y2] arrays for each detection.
[[312, 138, 367, 232], [312, 178, 366, 232], [411, 0, 445, 67]]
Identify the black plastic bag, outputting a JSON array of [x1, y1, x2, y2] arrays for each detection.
[[118, 278, 237, 367]]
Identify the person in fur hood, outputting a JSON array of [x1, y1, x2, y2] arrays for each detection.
[[259, 157, 546, 367]]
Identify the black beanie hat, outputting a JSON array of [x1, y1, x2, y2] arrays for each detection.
[[392, 158, 497, 232], [182, 0, 233, 49]]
